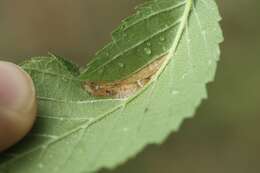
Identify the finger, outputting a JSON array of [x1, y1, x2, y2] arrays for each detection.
[[0, 61, 37, 151]]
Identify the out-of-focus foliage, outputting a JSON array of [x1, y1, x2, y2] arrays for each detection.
[[0, 0, 259, 173]]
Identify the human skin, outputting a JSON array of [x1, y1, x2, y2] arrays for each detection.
[[0, 61, 37, 151]]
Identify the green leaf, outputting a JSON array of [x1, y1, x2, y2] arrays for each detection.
[[0, 0, 223, 173]]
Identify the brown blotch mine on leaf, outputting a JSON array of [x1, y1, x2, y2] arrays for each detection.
[[84, 55, 167, 98]]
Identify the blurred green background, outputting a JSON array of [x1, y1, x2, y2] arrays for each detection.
[[0, 0, 259, 173]]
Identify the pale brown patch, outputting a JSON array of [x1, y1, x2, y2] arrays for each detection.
[[84, 55, 167, 98]]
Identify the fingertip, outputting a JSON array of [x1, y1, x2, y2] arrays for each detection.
[[0, 61, 37, 151]]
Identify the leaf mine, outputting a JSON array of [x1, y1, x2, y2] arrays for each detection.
[[84, 55, 167, 98]]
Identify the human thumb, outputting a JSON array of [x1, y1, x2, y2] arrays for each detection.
[[0, 61, 37, 151]]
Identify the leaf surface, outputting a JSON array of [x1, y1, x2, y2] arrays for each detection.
[[0, 0, 223, 172]]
